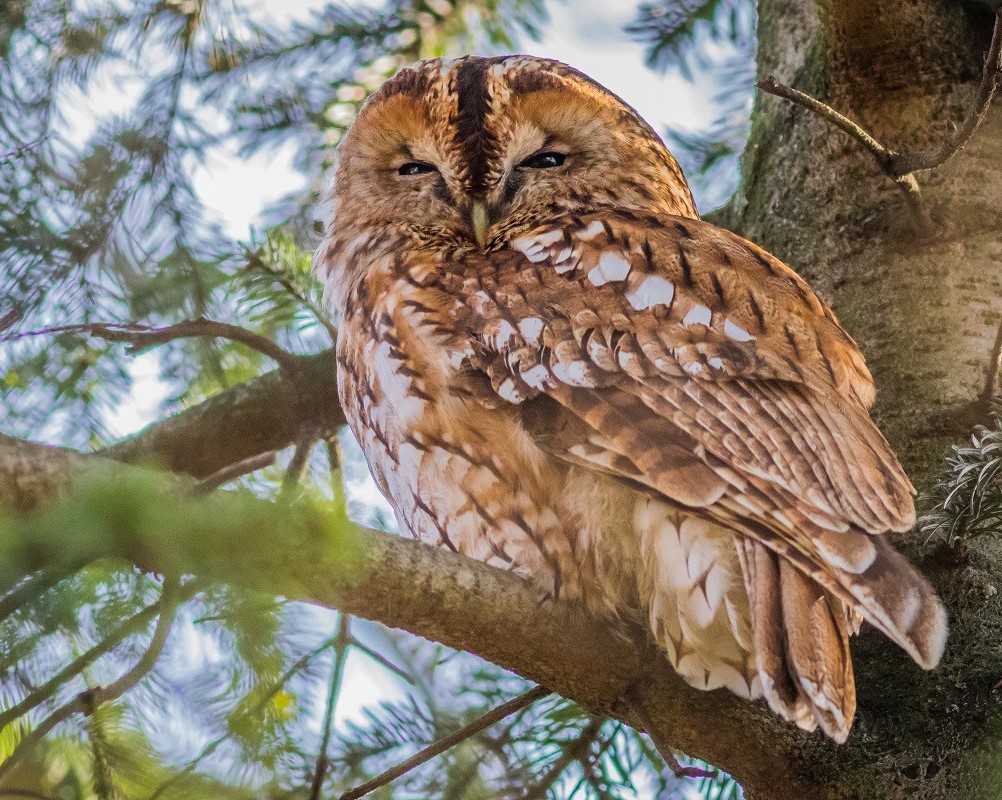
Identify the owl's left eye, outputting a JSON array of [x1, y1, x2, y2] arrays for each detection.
[[398, 161, 438, 176], [518, 151, 567, 169]]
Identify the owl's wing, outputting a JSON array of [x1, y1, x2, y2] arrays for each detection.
[[450, 212, 944, 671]]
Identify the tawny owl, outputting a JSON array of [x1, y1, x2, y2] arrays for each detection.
[[317, 55, 947, 742]]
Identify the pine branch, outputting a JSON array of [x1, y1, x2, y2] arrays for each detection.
[[0, 579, 200, 736], [148, 625, 348, 800], [310, 614, 351, 800], [339, 686, 552, 800], [521, 716, 605, 800], [0, 575, 182, 785]]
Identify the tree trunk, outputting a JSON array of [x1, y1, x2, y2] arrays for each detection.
[[714, 0, 1002, 796]]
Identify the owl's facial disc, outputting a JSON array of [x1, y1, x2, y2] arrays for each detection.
[[333, 55, 697, 252]]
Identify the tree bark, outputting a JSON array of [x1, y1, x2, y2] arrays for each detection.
[[716, 0, 1002, 796], [2, 1, 1002, 798]]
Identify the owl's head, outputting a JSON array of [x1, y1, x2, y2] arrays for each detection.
[[326, 55, 697, 257]]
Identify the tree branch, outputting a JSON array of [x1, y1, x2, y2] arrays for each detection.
[[98, 349, 344, 479], [2, 320, 303, 372], [0, 433, 811, 798]]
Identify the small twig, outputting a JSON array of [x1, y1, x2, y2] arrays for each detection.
[[0, 576, 182, 785], [1, 320, 303, 372], [309, 615, 351, 800], [894, 10, 1002, 174], [757, 10, 1002, 238], [629, 700, 717, 781], [188, 451, 277, 496], [340, 685, 552, 800], [981, 316, 1002, 403], [521, 716, 605, 800], [281, 428, 319, 500]]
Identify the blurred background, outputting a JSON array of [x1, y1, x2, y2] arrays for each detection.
[[0, 1, 755, 797]]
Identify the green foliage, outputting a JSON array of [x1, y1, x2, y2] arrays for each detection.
[[921, 407, 1002, 545], [626, 0, 756, 210]]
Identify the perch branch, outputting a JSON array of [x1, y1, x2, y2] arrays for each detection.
[[0, 433, 820, 798], [2, 320, 302, 372], [339, 685, 552, 800]]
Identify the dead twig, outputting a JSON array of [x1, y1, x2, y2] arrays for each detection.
[[340, 685, 552, 800], [1, 320, 303, 372], [757, 8, 1002, 237], [981, 317, 1002, 403]]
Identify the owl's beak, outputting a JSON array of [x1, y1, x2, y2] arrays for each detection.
[[470, 201, 489, 247]]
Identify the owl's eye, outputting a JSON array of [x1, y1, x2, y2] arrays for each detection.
[[398, 161, 438, 176], [518, 151, 566, 169]]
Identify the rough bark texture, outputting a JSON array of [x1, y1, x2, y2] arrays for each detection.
[[1, 1, 1001, 798], [715, 1, 1002, 796]]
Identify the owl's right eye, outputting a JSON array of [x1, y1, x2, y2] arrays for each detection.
[[398, 162, 438, 176]]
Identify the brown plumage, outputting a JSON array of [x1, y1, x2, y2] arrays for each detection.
[[318, 55, 947, 742]]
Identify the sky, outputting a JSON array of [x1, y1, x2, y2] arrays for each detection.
[[86, 3, 733, 793]]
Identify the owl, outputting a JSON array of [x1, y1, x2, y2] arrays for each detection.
[[317, 55, 947, 742]]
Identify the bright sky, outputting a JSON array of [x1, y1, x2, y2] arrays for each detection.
[[96, 4, 726, 792]]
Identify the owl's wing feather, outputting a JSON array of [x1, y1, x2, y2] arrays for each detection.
[[453, 211, 945, 670]]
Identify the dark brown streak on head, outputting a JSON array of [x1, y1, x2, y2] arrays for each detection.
[[453, 58, 493, 197]]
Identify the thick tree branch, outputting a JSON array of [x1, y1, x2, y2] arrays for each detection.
[[98, 349, 344, 479], [0, 433, 812, 799]]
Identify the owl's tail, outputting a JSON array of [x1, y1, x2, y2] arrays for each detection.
[[738, 538, 855, 742], [737, 532, 947, 742]]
